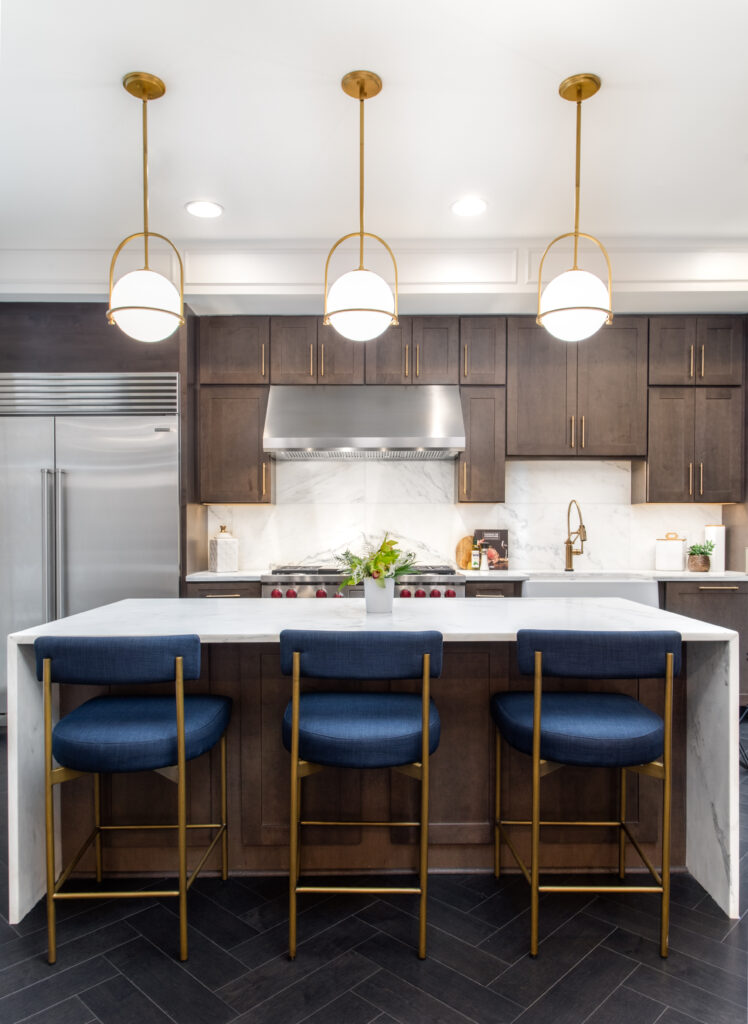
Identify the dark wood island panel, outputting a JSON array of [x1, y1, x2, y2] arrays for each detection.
[[60, 641, 687, 879]]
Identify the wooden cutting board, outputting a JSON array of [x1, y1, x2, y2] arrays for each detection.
[[455, 536, 473, 569]]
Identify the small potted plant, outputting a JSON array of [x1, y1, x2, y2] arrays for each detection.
[[687, 540, 715, 572], [337, 533, 417, 613]]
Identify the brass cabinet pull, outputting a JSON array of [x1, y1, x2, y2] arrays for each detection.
[[464, 343, 468, 378], [688, 462, 693, 495], [698, 585, 740, 591], [416, 344, 420, 377], [320, 343, 324, 378], [475, 593, 505, 598], [262, 461, 266, 496], [204, 593, 242, 598], [261, 342, 265, 377], [689, 344, 694, 378], [404, 343, 409, 378], [701, 344, 705, 378], [463, 461, 468, 495], [309, 343, 314, 376], [570, 415, 575, 449], [700, 461, 703, 495], [581, 415, 585, 449]]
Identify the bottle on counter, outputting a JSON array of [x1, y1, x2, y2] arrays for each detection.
[[209, 525, 239, 573], [471, 538, 481, 570]]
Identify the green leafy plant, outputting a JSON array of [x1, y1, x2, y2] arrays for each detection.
[[336, 533, 417, 589], [687, 540, 715, 557]]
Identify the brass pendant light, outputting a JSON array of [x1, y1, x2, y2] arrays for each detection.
[[537, 74, 612, 342], [106, 72, 185, 343], [323, 70, 398, 342]]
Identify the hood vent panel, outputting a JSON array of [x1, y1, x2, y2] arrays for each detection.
[[263, 385, 466, 461]]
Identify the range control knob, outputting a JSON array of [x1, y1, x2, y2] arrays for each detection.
[[400, 588, 412, 598], [445, 588, 457, 598], [315, 589, 327, 598], [333, 591, 344, 598], [414, 588, 427, 598], [285, 588, 298, 598], [430, 589, 442, 598], [270, 588, 283, 598]]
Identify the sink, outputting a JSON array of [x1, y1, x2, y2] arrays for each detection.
[[521, 575, 660, 607]]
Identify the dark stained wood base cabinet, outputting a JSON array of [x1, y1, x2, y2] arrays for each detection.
[[198, 386, 271, 503], [457, 387, 505, 502]]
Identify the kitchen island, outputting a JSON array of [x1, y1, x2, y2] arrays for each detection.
[[6, 597, 740, 924]]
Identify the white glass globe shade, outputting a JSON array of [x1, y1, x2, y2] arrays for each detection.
[[110, 269, 181, 343], [327, 269, 394, 342], [539, 269, 609, 342]]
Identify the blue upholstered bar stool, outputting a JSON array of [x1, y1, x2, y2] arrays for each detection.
[[35, 635, 232, 963], [492, 629, 681, 958], [280, 629, 443, 959]]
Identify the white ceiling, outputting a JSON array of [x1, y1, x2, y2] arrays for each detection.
[[2, 0, 748, 315]]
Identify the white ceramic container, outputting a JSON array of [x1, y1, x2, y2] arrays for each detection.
[[704, 524, 726, 573], [655, 532, 685, 571], [364, 577, 394, 613], [209, 525, 239, 573]]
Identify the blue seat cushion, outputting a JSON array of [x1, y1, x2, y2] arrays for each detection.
[[52, 695, 232, 773], [491, 691, 663, 768], [282, 692, 441, 768]]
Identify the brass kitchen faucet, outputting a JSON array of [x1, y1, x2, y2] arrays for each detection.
[[565, 499, 587, 571]]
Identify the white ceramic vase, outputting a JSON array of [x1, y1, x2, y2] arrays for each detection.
[[364, 577, 394, 614]]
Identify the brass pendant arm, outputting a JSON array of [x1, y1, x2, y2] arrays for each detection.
[[323, 230, 399, 326], [106, 231, 186, 328], [536, 230, 613, 328]]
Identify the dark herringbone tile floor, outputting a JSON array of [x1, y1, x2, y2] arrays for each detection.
[[1, 726, 746, 1024]]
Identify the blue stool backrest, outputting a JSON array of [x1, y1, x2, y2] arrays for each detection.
[[516, 630, 681, 679], [34, 635, 202, 684], [279, 630, 443, 680]]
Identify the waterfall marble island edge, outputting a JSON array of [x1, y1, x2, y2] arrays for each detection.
[[6, 596, 740, 925]]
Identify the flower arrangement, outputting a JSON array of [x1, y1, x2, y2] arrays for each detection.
[[336, 533, 417, 590]]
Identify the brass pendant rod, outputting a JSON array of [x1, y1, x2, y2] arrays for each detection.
[[142, 98, 150, 269], [358, 84, 365, 269], [573, 91, 582, 269]]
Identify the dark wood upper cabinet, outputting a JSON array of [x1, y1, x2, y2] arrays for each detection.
[[198, 386, 271, 503], [411, 317, 460, 383], [317, 323, 365, 384], [576, 317, 648, 456], [506, 320, 576, 456], [199, 316, 269, 384], [460, 317, 506, 385], [457, 387, 505, 502], [269, 317, 317, 384], [633, 386, 744, 503], [365, 318, 412, 383], [649, 316, 744, 386]]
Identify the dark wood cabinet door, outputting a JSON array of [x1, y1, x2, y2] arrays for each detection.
[[649, 316, 697, 385], [664, 581, 748, 703], [317, 323, 365, 384], [198, 386, 271, 503], [199, 316, 269, 384], [696, 317, 744, 386], [506, 319, 576, 455], [269, 317, 317, 384], [364, 318, 411, 383], [695, 387, 744, 502], [460, 317, 506, 385], [412, 317, 460, 383], [457, 387, 505, 502], [645, 388, 694, 502], [184, 582, 261, 598], [465, 581, 520, 597], [576, 317, 648, 456]]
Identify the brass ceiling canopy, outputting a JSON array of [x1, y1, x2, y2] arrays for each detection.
[[122, 71, 166, 101], [341, 70, 382, 100], [558, 73, 601, 103]]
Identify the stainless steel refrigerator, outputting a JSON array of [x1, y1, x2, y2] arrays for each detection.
[[0, 373, 180, 714]]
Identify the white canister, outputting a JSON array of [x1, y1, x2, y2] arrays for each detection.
[[209, 525, 239, 573], [655, 532, 686, 571], [704, 524, 726, 574]]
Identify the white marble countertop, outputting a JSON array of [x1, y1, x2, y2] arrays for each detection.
[[186, 567, 748, 583], [10, 596, 737, 645]]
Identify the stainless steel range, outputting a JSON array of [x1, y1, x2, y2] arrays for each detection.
[[261, 565, 466, 599]]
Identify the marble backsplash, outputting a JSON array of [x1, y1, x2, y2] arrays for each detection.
[[205, 460, 722, 570]]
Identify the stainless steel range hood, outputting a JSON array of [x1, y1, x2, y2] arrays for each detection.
[[263, 385, 466, 460]]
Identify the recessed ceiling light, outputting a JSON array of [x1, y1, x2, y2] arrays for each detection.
[[451, 196, 488, 217], [185, 200, 223, 218]]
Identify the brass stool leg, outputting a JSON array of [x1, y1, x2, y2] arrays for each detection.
[[494, 730, 502, 878], [94, 773, 103, 884], [618, 767, 627, 880], [220, 735, 228, 881]]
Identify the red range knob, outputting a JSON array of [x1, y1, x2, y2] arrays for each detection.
[[285, 588, 298, 598], [333, 591, 344, 598], [430, 589, 442, 598], [445, 588, 457, 598], [414, 588, 427, 598], [315, 589, 327, 598], [270, 588, 283, 598], [400, 588, 412, 598]]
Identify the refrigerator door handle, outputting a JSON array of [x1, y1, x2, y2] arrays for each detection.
[[41, 469, 55, 622], [54, 469, 65, 619]]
